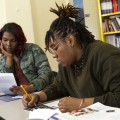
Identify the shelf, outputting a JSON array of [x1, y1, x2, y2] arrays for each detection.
[[103, 31, 120, 35], [101, 12, 120, 17], [98, 0, 120, 42]]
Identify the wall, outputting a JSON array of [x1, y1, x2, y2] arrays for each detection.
[[0, 0, 35, 43], [30, 0, 100, 71], [0, 0, 100, 72], [30, 0, 73, 71], [0, 0, 7, 28], [83, 0, 101, 40]]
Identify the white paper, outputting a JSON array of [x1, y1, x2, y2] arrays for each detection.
[[28, 100, 60, 120], [56, 102, 120, 120], [45, 99, 59, 109], [29, 109, 60, 120], [0, 73, 17, 94], [12, 95, 23, 99], [29, 101, 120, 120]]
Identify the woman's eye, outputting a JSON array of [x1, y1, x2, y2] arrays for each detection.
[[12, 39, 17, 42], [2, 38, 7, 41]]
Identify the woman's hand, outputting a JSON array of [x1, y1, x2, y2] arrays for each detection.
[[9, 85, 24, 95], [22, 94, 39, 108], [0, 41, 13, 57], [58, 97, 82, 113], [9, 85, 35, 95]]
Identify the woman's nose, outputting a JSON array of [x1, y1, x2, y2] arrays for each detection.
[[6, 41, 11, 46]]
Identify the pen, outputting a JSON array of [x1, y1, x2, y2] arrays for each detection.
[[106, 110, 115, 112], [20, 85, 37, 107], [20, 85, 32, 100]]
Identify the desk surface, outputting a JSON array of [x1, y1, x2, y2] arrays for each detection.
[[0, 99, 29, 120]]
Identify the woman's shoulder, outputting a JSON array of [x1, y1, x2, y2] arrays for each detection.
[[25, 43, 41, 48], [25, 43, 43, 51], [86, 40, 120, 59], [24, 43, 46, 56], [88, 40, 120, 53]]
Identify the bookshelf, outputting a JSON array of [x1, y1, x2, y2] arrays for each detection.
[[98, 0, 120, 48]]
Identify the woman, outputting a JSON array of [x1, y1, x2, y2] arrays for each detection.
[[22, 3, 120, 112], [0, 22, 53, 95]]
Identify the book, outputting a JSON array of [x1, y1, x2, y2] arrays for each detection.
[[101, 0, 107, 14], [113, 0, 118, 12], [118, 0, 120, 11]]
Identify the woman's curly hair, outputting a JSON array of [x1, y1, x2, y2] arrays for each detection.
[[0, 22, 27, 57], [45, 3, 94, 51]]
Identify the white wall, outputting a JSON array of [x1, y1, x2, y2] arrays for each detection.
[[0, 0, 100, 71], [0, 0, 7, 28], [30, 0, 73, 71], [83, 0, 101, 40], [0, 0, 35, 43]]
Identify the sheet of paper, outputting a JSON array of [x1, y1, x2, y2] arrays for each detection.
[[0, 73, 17, 95], [55, 102, 120, 120], [28, 101, 120, 120], [0, 95, 22, 102], [45, 99, 59, 109], [12, 95, 23, 99], [29, 109, 60, 120]]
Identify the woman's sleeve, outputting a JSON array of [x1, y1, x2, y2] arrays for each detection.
[[42, 67, 69, 101], [0, 56, 14, 73], [29, 44, 53, 91]]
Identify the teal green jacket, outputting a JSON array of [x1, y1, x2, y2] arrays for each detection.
[[0, 43, 53, 91]]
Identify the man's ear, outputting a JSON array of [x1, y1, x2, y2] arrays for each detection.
[[66, 34, 75, 47]]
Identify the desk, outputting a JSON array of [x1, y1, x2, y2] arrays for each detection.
[[0, 99, 29, 120]]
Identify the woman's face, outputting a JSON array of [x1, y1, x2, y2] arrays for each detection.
[[1, 31, 18, 53], [49, 35, 82, 67]]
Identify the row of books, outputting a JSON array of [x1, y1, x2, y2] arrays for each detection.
[[101, 0, 120, 14], [106, 34, 120, 48], [102, 15, 120, 32]]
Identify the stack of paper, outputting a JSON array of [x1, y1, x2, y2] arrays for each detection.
[[0, 73, 17, 95], [0, 73, 22, 102]]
